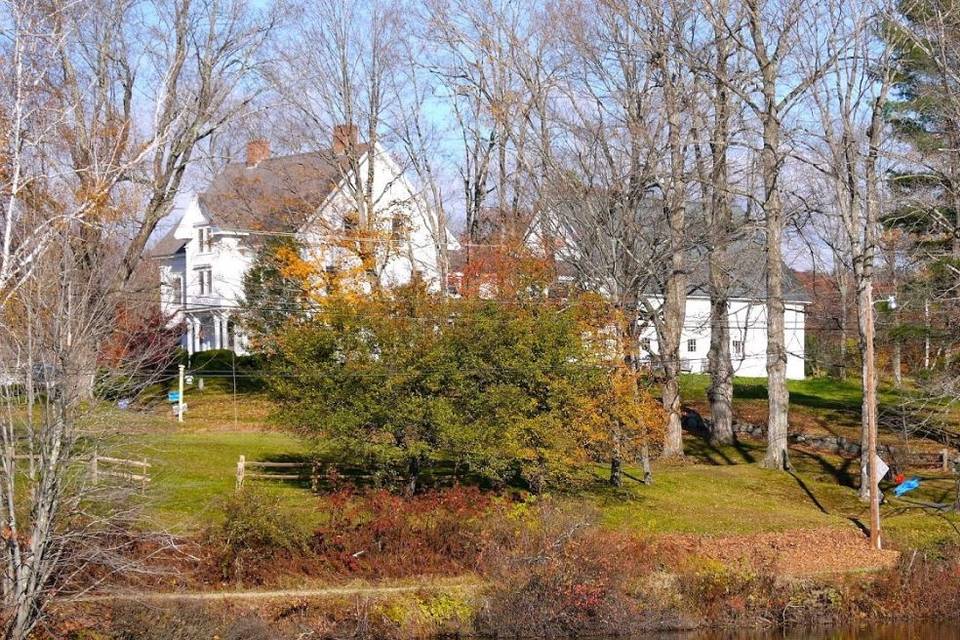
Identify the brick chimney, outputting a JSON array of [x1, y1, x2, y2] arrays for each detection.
[[245, 138, 270, 167], [332, 124, 358, 155]]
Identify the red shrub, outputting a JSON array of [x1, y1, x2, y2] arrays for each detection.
[[312, 485, 497, 578]]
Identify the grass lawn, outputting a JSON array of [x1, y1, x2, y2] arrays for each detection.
[[136, 430, 310, 532], [109, 383, 960, 550], [678, 374, 949, 451]]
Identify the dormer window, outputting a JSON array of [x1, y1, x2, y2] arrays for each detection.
[[197, 226, 213, 253]]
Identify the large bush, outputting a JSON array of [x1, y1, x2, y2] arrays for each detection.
[[211, 487, 313, 580], [266, 287, 607, 492]]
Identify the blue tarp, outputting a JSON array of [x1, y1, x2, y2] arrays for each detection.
[[893, 477, 921, 497]]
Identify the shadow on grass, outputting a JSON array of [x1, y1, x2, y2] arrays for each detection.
[[789, 470, 829, 514], [682, 407, 757, 466], [791, 448, 858, 489], [734, 382, 861, 414], [256, 452, 527, 493]]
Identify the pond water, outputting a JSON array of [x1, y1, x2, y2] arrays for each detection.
[[637, 623, 958, 639]]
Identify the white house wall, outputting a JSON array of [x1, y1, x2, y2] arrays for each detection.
[[159, 145, 449, 355], [639, 296, 806, 380], [159, 194, 254, 353], [298, 146, 444, 291]]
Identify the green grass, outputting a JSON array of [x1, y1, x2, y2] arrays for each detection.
[[589, 434, 960, 549], [135, 430, 310, 531], [112, 384, 960, 550], [679, 374, 903, 413]]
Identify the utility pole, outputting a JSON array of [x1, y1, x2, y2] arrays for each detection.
[[865, 286, 880, 550], [865, 294, 895, 550], [178, 364, 185, 423]]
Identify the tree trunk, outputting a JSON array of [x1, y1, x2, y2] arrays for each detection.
[[660, 216, 686, 457], [760, 117, 791, 471], [661, 361, 684, 457], [705, 11, 735, 446], [707, 238, 734, 444], [405, 456, 421, 497], [858, 281, 874, 501], [838, 280, 848, 379], [609, 455, 622, 487], [640, 443, 653, 485], [892, 339, 902, 388]]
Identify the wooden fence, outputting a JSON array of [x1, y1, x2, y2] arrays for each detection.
[[235, 455, 321, 491], [11, 453, 150, 491], [90, 455, 151, 491]]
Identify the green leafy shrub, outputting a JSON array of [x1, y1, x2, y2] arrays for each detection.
[[266, 288, 604, 493], [211, 487, 312, 580]]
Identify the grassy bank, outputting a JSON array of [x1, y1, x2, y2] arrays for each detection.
[[46, 377, 960, 639], [106, 379, 960, 549]]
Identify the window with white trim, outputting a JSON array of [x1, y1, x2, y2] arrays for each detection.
[[640, 337, 652, 353], [687, 339, 697, 353], [198, 268, 212, 295], [197, 226, 212, 253], [732, 340, 743, 357], [171, 276, 183, 305]]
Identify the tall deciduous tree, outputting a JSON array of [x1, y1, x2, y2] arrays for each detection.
[[804, 0, 893, 499], [0, 0, 272, 636], [736, 0, 839, 469]]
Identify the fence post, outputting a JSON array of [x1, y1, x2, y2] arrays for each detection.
[[90, 452, 98, 485], [943, 449, 951, 473], [236, 455, 245, 491]]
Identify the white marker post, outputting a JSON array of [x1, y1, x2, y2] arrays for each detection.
[[178, 364, 185, 423]]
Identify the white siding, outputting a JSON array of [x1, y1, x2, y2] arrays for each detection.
[[157, 145, 448, 355], [639, 296, 806, 380]]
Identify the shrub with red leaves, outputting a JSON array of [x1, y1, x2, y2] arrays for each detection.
[[475, 502, 673, 637], [311, 485, 498, 578]]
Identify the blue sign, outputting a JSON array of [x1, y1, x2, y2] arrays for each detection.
[[168, 391, 181, 403]]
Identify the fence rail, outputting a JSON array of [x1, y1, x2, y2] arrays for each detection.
[[6, 452, 151, 491], [235, 455, 322, 490], [90, 454, 151, 491]]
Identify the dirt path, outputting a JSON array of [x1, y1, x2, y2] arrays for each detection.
[[71, 580, 483, 603]]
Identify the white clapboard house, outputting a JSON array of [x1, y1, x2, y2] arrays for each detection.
[[151, 126, 454, 354]]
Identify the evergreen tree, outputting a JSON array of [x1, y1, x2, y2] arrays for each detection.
[[240, 237, 310, 350]]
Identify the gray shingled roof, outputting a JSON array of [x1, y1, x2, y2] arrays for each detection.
[[198, 146, 370, 233], [146, 226, 187, 259]]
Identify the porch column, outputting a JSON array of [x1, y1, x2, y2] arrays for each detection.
[[214, 313, 223, 350], [222, 315, 232, 352], [193, 317, 202, 353], [186, 317, 194, 355]]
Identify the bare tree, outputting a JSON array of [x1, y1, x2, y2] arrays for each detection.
[[263, 0, 416, 290], [536, 0, 701, 467], [425, 0, 549, 250], [692, 0, 754, 444], [724, 0, 840, 469], [0, 0, 271, 635], [802, 0, 892, 510]]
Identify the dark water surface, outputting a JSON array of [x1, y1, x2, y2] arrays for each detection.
[[616, 623, 960, 638]]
